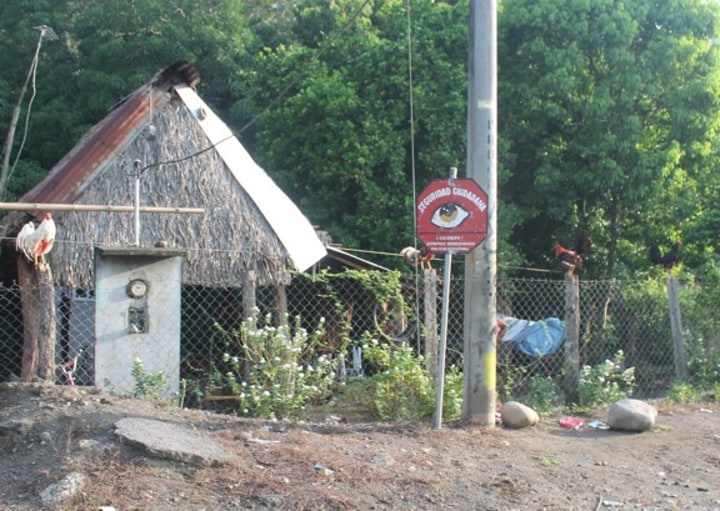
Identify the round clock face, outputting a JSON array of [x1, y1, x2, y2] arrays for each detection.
[[127, 279, 148, 298]]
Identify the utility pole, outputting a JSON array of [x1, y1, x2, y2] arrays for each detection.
[[463, 0, 498, 425]]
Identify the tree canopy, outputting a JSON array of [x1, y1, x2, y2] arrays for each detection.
[[2, 0, 720, 279], [499, 0, 720, 278]]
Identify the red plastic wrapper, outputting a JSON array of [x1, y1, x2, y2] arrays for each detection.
[[559, 417, 585, 429]]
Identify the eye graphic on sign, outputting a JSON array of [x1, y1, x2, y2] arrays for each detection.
[[431, 202, 470, 229]]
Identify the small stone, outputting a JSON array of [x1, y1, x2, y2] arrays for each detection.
[[39, 472, 86, 505], [237, 431, 253, 442], [78, 439, 100, 450]]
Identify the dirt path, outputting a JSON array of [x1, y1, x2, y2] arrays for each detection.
[[0, 382, 718, 510]]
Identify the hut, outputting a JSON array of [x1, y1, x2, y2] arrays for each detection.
[[0, 60, 326, 287], [0, 61, 327, 387]]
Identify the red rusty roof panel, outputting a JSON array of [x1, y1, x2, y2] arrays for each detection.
[[20, 61, 201, 209]]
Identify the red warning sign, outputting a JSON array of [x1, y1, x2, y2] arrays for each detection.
[[416, 178, 488, 254]]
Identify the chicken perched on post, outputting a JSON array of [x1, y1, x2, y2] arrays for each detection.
[[15, 212, 56, 267], [649, 240, 681, 270], [400, 243, 435, 270], [554, 234, 591, 276]]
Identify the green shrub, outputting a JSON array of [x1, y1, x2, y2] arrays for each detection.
[[687, 345, 720, 390], [131, 358, 167, 401], [579, 350, 636, 409], [523, 375, 562, 414], [365, 340, 434, 420], [664, 381, 700, 404], [442, 365, 464, 420], [357, 338, 462, 422]]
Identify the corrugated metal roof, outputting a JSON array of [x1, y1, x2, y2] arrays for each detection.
[[21, 77, 176, 208], [175, 85, 326, 272], [322, 246, 390, 272]]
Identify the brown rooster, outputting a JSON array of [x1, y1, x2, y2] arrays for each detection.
[[554, 235, 591, 276]]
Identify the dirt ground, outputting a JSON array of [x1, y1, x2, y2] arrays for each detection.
[[0, 382, 718, 511]]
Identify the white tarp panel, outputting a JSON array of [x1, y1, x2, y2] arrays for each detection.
[[175, 85, 326, 271]]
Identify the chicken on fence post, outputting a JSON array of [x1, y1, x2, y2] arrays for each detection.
[[15, 212, 56, 267], [400, 244, 435, 270], [554, 235, 591, 276], [649, 240, 681, 270]]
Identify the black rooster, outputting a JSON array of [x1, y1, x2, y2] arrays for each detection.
[[649, 240, 681, 270]]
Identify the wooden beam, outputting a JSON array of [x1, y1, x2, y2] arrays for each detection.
[[0, 202, 204, 214]]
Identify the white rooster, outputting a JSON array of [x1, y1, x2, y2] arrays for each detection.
[[15, 212, 56, 267]]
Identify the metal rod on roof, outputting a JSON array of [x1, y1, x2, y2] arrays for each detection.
[[134, 160, 141, 246], [0, 202, 205, 214]]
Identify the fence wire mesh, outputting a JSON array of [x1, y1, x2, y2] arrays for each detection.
[[0, 270, 716, 406]]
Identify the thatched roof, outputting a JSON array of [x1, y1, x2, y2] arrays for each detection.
[[0, 61, 326, 288]]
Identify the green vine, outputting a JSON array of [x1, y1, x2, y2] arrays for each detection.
[[294, 268, 411, 341]]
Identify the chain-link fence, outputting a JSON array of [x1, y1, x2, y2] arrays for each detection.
[[1, 269, 716, 406]]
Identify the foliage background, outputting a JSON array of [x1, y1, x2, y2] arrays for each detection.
[[1, 0, 720, 281]]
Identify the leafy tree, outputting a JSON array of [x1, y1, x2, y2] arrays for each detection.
[[240, 1, 478, 258], [498, 0, 720, 279], [0, 0, 250, 199], [5, 0, 719, 283]]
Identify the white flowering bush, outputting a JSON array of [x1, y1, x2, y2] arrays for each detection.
[[219, 311, 337, 420], [578, 350, 636, 409]]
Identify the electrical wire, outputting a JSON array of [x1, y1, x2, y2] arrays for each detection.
[[3, 26, 57, 200], [137, 134, 235, 176]]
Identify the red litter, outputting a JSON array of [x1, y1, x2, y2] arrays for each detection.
[[559, 417, 585, 429]]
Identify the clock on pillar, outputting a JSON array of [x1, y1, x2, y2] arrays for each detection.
[[126, 278, 148, 299]]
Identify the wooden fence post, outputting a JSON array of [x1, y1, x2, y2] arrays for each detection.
[[562, 273, 580, 404], [17, 258, 56, 383], [242, 270, 257, 381], [423, 269, 438, 378], [666, 275, 688, 380], [273, 284, 288, 326]]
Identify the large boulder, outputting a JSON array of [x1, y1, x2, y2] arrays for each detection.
[[607, 399, 657, 432], [501, 401, 539, 429]]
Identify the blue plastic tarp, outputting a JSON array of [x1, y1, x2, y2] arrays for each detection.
[[498, 314, 565, 357]]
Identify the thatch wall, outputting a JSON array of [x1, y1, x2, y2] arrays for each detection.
[[49, 95, 291, 288]]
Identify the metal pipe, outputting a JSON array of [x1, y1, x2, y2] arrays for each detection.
[[134, 160, 141, 246], [433, 166, 458, 430]]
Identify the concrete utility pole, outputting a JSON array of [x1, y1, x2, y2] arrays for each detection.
[[463, 0, 498, 425]]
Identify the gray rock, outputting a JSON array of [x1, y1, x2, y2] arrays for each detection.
[[607, 399, 657, 432], [114, 417, 234, 466], [501, 401, 539, 429], [0, 419, 33, 437], [78, 438, 101, 450], [39, 471, 86, 506]]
